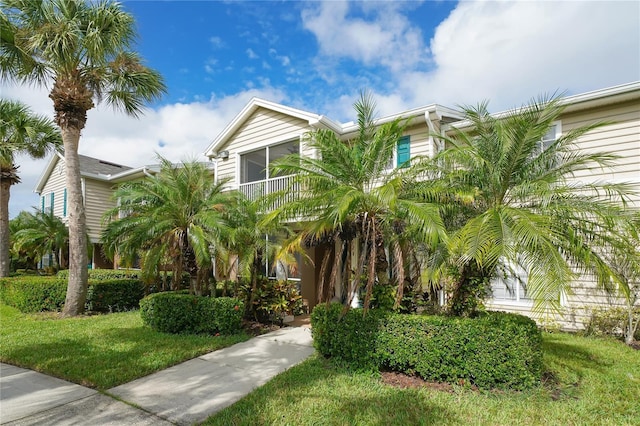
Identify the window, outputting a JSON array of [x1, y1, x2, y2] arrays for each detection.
[[42, 192, 54, 215], [240, 140, 299, 184], [539, 121, 561, 152], [386, 135, 411, 170], [490, 263, 531, 303]]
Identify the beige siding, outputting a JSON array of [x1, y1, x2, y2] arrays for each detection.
[[404, 123, 433, 159], [84, 179, 117, 242], [216, 107, 312, 188], [487, 98, 640, 330], [39, 159, 68, 223]]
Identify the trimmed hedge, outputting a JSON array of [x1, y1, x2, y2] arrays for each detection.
[[0, 276, 66, 312], [58, 269, 191, 290], [139, 292, 243, 335], [0, 276, 145, 313], [85, 279, 145, 313], [311, 303, 543, 390]]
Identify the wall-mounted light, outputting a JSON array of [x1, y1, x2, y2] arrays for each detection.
[[217, 150, 229, 159]]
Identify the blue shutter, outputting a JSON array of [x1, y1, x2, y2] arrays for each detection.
[[50, 192, 54, 216], [41, 196, 45, 212], [397, 136, 410, 168], [63, 188, 67, 217]]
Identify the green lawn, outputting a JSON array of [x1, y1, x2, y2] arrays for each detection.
[[205, 333, 640, 426], [0, 304, 249, 389]]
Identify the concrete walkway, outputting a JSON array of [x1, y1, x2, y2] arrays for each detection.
[[0, 326, 314, 425]]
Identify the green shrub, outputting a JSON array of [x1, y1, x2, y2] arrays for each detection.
[[58, 269, 142, 280], [584, 306, 640, 340], [310, 303, 543, 390], [0, 276, 145, 313], [0, 276, 66, 312], [238, 277, 304, 323], [139, 292, 243, 335], [85, 279, 145, 313]]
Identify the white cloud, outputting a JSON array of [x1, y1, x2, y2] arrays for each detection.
[[301, 1, 428, 72], [3, 82, 287, 218], [209, 36, 225, 49], [246, 48, 259, 59], [303, 1, 639, 114], [401, 1, 640, 110]]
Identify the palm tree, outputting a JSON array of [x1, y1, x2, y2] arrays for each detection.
[[12, 209, 69, 272], [418, 96, 639, 316], [0, 99, 61, 277], [265, 92, 446, 312], [102, 158, 231, 296], [0, 0, 166, 315]]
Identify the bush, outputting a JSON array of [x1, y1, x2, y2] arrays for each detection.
[[238, 277, 304, 323], [0, 276, 145, 313], [58, 269, 191, 291], [311, 303, 543, 390], [0, 276, 66, 312], [139, 292, 243, 335], [85, 279, 145, 313], [584, 306, 640, 341]]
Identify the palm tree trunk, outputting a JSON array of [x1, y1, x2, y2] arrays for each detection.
[[0, 180, 11, 277], [62, 127, 89, 316]]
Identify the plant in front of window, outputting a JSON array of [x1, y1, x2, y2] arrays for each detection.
[[415, 95, 639, 317], [12, 209, 69, 273]]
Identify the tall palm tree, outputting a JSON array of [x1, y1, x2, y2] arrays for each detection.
[[12, 209, 69, 272], [0, 99, 61, 277], [0, 0, 166, 315], [418, 96, 639, 316], [102, 158, 231, 296], [265, 92, 446, 312]]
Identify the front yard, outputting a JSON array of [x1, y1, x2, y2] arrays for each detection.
[[205, 333, 640, 426], [2, 303, 638, 425], [0, 304, 249, 389]]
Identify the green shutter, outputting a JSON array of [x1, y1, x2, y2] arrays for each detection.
[[41, 196, 45, 212], [50, 192, 54, 216], [397, 136, 410, 168], [63, 188, 67, 217]]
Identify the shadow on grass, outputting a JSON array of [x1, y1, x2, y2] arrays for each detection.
[[206, 356, 456, 426], [3, 326, 248, 389]]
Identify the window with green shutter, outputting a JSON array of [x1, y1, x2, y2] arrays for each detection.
[[397, 136, 410, 168], [63, 188, 67, 217], [50, 192, 54, 216], [41, 196, 45, 212]]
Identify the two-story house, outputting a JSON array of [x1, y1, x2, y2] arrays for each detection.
[[204, 81, 640, 330], [34, 151, 159, 269]]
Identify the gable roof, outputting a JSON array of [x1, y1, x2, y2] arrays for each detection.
[[34, 152, 153, 194], [204, 97, 463, 158]]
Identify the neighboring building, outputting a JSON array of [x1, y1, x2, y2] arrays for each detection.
[[34, 151, 158, 268], [204, 82, 640, 329]]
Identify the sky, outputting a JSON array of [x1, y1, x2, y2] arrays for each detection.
[[3, 0, 640, 218]]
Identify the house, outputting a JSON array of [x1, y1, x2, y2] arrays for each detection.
[[34, 151, 159, 268], [204, 81, 640, 330]]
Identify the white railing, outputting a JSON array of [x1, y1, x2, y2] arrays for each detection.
[[238, 175, 298, 207]]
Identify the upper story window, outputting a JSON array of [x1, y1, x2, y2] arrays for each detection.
[[41, 192, 54, 215], [539, 121, 562, 152], [386, 135, 411, 170], [240, 139, 299, 184]]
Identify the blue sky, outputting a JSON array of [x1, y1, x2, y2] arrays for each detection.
[[4, 0, 640, 217]]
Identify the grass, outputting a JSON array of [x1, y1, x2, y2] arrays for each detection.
[[0, 304, 249, 389], [204, 332, 640, 426]]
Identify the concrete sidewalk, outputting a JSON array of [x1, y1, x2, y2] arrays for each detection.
[[0, 326, 314, 425]]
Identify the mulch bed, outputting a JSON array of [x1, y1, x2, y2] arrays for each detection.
[[629, 341, 640, 350], [242, 320, 281, 337]]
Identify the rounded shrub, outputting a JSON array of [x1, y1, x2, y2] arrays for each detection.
[[139, 292, 243, 335]]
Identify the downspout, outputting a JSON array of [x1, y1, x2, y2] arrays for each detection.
[[425, 109, 445, 154], [142, 166, 153, 177]]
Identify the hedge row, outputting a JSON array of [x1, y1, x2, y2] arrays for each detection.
[[311, 303, 543, 390], [0, 276, 144, 313], [139, 292, 243, 335], [57, 269, 191, 289]]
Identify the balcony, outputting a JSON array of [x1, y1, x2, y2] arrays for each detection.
[[238, 174, 298, 207]]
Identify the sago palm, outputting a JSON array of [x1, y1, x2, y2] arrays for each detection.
[[0, 99, 61, 276], [418, 96, 639, 316], [265, 92, 446, 312], [0, 0, 166, 314], [102, 158, 231, 295]]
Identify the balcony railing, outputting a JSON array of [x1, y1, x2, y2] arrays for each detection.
[[238, 174, 298, 207]]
